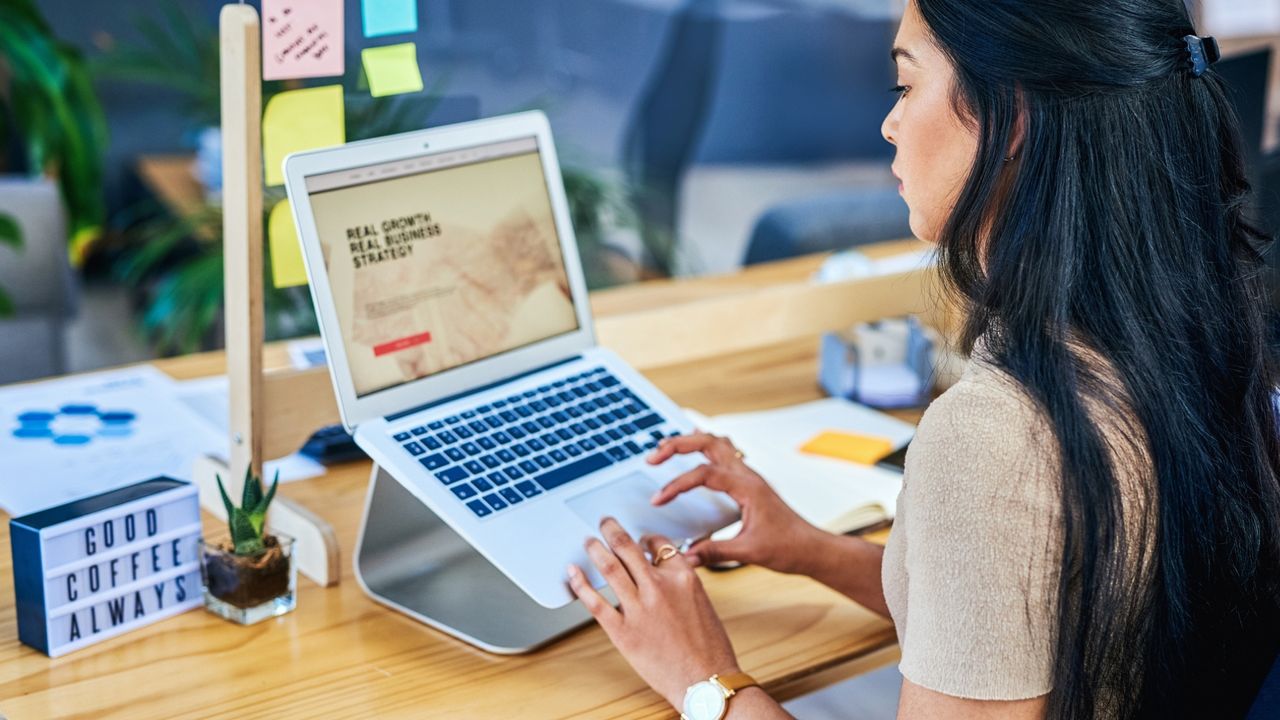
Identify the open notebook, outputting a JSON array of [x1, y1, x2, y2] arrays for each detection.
[[686, 398, 916, 538]]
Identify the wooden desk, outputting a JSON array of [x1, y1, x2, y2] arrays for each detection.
[[0, 250, 925, 719]]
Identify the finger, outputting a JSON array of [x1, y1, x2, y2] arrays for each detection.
[[647, 431, 741, 466], [567, 564, 619, 629], [639, 533, 692, 572], [600, 517, 653, 589], [585, 536, 638, 606], [652, 464, 749, 507], [687, 537, 749, 568]]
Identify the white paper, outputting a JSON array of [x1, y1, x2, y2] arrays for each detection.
[[687, 398, 914, 536], [0, 367, 227, 516]]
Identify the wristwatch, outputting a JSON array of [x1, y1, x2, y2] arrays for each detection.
[[680, 671, 759, 720]]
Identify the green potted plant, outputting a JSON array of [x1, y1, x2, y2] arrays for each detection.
[[200, 466, 297, 625], [0, 0, 108, 316]]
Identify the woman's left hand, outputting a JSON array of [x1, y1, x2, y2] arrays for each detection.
[[569, 517, 741, 709]]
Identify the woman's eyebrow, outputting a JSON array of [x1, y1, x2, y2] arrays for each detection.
[[891, 46, 919, 66]]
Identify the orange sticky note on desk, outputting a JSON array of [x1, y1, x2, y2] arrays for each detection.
[[799, 430, 894, 465]]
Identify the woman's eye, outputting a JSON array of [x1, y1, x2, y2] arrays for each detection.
[[889, 84, 910, 98]]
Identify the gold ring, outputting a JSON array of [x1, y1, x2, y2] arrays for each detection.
[[652, 544, 679, 566]]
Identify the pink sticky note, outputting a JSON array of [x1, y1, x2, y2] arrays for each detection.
[[263, 0, 344, 81]]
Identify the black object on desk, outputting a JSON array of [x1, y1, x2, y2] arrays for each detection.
[[301, 424, 367, 464]]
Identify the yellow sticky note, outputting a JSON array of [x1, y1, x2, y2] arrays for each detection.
[[268, 201, 308, 288], [262, 85, 346, 187], [799, 430, 895, 465], [361, 43, 424, 98]]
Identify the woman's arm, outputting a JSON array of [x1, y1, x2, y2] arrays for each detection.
[[794, 531, 891, 618]]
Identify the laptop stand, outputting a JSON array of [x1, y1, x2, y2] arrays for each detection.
[[354, 464, 595, 653]]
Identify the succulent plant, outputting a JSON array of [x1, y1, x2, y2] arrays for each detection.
[[215, 467, 279, 556]]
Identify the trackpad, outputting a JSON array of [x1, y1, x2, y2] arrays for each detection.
[[566, 471, 738, 544]]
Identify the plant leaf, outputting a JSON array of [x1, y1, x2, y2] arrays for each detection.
[[0, 214, 22, 250], [257, 470, 279, 516], [241, 465, 262, 511], [230, 509, 263, 555]]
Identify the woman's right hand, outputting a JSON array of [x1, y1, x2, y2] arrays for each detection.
[[647, 431, 824, 575]]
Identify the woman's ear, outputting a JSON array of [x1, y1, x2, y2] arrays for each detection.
[[1008, 89, 1027, 159]]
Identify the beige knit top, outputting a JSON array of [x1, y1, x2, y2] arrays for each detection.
[[881, 344, 1153, 702]]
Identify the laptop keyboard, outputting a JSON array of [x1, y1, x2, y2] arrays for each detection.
[[390, 367, 681, 519]]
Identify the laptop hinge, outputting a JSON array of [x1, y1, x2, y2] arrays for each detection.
[[384, 354, 583, 423]]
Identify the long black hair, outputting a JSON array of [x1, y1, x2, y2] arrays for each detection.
[[911, 0, 1280, 717]]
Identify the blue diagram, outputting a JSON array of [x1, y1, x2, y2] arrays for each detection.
[[12, 405, 138, 445]]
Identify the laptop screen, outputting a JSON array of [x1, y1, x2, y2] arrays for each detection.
[[303, 136, 580, 398]]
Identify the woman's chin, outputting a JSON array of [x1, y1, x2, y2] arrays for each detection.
[[906, 213, 934, 244]]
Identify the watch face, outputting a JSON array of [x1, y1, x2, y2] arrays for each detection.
[[683, 681, 727, 720]]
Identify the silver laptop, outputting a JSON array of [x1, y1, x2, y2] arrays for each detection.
[[283, 111, 740, 608]]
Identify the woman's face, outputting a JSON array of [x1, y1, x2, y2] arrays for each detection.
[[881, 1, 981, 243]]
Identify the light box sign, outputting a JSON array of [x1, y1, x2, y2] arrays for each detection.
[[10, 477, 203, 657]]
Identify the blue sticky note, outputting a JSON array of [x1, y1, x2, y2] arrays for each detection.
[[362, 0, 418, 38]]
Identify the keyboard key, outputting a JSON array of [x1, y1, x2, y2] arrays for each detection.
[[651, 431, 665, 441], [493, 431, 512, 444], [565, 444, 582, 457], [591, 433, 609, 446], [451, 483, 477, 499], [522, 421, 540, 433], [515, 405, 533, 417], [470, 421, 488, 433], [428, 420, 445, 430], [600, 375, 620, 388], [454, 426, 474, 439], [423, 436, 442, 450], [497, 449, 516, 463], [566, 407, 583, 418], [478, 437, 497, 450], [512, 443, 531, 457], [515, 480, 542, 498], [473, 477, 493, 492], [500, 487, 523, 505], [533, 452, 612, 492], [477, 404, 491, 414], [620, 422, 638, 435], [607, 428, 624, 441], [550, 449, 568, 463], [523, 390, 537, 398], [535, 454, 554, 468], [462, 410, 477, 419], [504, 466, 525, 480], [579, 438, 596, 451], [624, 441, 644, 455], [420, 453, 447, 470], [584, 418, 601, 430], [394, 432, 412, 442], [633, 413, 664, 430], [462, 442, 481, 456], [412, 426, 429, 436], [488, 471, 508, 487], [556, 428, 574, 441], [500, 410, 518, 423], [558, 391, 575, 403], [445, 416, 461, 425], [445, 448, 466, 462], [519, 460, 539, 474], [438, 466, 469, 484], [570, 423, 586, 435], [586, 382, 602, 392], [481, 455, 500, 469], [464, 460, 486, 475], [545, 396, 562, 408], [537, 417, 555, 429], [531, 401, 548, 412], [539, 385, 553, 393], [527, 438, 545, 451], [484, 493, 507, 511], [466, 500, 491, 518], [509, 426, 527, 439], [439, 430, 458, 444], [404, 442, 425, 456], [485, 416, 503, 429], [607, 446, 629, 462], [493, 400, 508, 409], [572, 386, 589, 397], [582, 400, 599, 412], [551, 411, 569, 423], [542, 433, 561, 446], [507, 395, 522, 403]]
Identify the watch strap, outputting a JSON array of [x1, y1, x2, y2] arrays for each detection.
[[714, 671, 758, 695]]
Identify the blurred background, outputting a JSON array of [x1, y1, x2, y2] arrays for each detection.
[[0, 0, 1276, 386]]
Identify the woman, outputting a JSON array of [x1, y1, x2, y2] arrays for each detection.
[[567, 0, 1280, 718]]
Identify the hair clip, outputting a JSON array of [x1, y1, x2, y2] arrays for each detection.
[[1182, 34, 1221, 78]]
